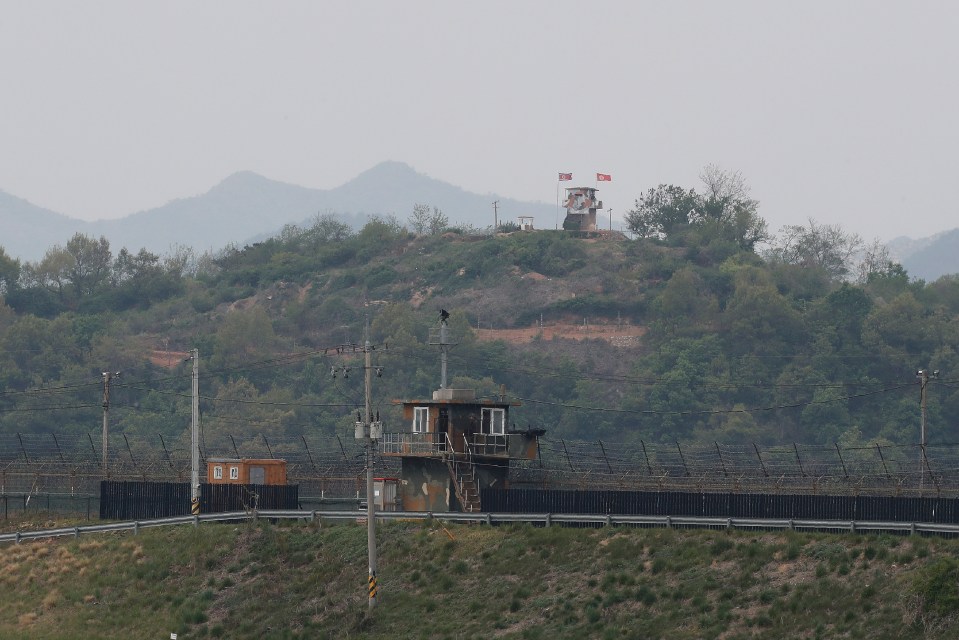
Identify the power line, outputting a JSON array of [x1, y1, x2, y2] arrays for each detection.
[[509, 383, 914, 417]]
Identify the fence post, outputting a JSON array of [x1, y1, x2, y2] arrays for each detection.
[[17, 433, 29, 463], [562, 440, 574, 472], [793, 443, 806, 477], [641, 440, 653, 475], [676, 441, 690, 477], [876, 444, 890, 479], [715, 442, 728, 478], [835, 443, 849, 479], [753, 443, 769, 477], [598, 440, 613, 474], [301, 436, 317, 471]]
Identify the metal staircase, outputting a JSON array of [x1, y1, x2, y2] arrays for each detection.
[[444, 434, 481, 512]]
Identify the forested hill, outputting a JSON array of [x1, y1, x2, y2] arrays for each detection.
[[0, 195, 958, 451]]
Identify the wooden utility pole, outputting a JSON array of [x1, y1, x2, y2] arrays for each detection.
[[492, 200, 499, 231]]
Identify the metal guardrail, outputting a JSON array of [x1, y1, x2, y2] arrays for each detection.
[[3, 510, 959, 544]]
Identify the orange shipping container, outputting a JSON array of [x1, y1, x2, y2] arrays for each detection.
[[206, 458, 287, 485]]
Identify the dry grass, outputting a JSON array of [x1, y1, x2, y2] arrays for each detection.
[[0, 520, 957, 639]]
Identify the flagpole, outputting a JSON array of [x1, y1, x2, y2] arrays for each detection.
[[555, 180, 559, 230]]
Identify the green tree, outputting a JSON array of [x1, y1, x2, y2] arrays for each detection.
[[409, 203, 431, 235], [65, 233, 112, 297], [625, 184, 698, 240], [0, 246, 20, 296], [409, 204, 448, 236], [722, 266, 806, 357], [213, 307, 281, 371], [765, 218, 863, 280], [654, 267, 718, 333], [696, 164, 769, 251], [428, 206, 449, 235], [27, 246, 73, 300], [626, 167, 768, 252]]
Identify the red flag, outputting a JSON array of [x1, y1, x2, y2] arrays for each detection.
[[558, 172, 572, 181], [596, 173, 611, 182]]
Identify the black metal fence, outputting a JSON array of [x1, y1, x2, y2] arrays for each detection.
[[203, 483, 299, 514], [100, 481, 191, 520], [482, 488, 959, 524], [100, 481, 299, 520]]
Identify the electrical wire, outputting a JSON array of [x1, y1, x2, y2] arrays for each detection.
[[509, 383, 915, 417]]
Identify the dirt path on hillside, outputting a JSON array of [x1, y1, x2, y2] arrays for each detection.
[[145, 322, 645, 368], [474, 322, 645, 346]]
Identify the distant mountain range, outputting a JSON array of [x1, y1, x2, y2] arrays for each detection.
[[0, 161, 561, 262], [887, 230, 959, 282], [3, 162, 959, 281]]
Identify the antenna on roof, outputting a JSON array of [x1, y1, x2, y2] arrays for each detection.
[[429, 309, 457, 388]]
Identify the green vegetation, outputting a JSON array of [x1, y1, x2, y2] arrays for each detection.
[[1, 175, 959, 448], [2, 518, 958, 639]]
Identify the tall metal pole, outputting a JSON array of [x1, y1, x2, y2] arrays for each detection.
[[440, 319, 448, 389], [917, 369, 939, 492], [190, 349, 200, 513]]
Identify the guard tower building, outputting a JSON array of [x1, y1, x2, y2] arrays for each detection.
[[562, 186, 602, 231], [380, 314, 543, 512]]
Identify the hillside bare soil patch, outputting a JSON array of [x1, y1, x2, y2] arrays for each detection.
[[475, 320, 646, 346]]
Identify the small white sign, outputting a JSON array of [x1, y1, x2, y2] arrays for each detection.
[[171, 634, 177, 639]]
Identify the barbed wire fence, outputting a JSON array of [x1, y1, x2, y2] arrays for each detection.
[[3, 433, 959, 501], [521, 439, 959, 497]]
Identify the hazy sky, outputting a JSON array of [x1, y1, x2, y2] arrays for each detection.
[[2, 2, 957, 241]]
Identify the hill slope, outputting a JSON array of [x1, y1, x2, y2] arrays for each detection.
[[899, 228, 959, 282], [1, 518, 956, 639], [0, 162, 560, 262], [0, 190, 91, 261]]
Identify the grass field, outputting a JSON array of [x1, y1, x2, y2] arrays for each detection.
[[2, 515, 959, 639]]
